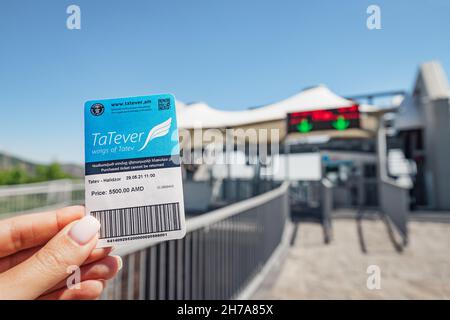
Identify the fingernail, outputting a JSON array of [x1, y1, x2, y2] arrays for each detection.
[[114, 256, 123, 270], [69, 216, 101, 245]]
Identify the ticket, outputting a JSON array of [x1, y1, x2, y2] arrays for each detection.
[[84, 94, 186, 247]]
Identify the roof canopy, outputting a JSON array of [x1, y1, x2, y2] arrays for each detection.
[[177, 85, 377, 129]]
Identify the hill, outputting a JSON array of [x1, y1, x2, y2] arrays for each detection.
[[0, 152, 84, 179]]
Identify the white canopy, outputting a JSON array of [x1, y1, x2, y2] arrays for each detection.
[[177, 85, 377, 129]]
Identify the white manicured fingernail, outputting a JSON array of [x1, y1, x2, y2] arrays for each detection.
[[114, 256, 123, 270], [69, 216, 101, 245]]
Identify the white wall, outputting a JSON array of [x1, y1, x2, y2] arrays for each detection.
[[270, 152, 322, 181]]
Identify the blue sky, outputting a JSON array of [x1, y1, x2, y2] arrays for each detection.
[[0, 0, 449, 164]]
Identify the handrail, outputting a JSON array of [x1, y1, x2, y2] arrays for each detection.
[[187, 181, 289, 233], [0, 180, 85, 217], [115, 182, 289, 256], [0, 179, 84, 197]]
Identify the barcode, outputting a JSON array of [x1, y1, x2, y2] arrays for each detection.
[[91, 203, 181, 239]]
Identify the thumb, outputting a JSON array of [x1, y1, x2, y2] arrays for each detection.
[[0, 216, 100, 300]]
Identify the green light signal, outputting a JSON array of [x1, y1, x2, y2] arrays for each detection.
[[332, 116, 350, 131], [297, 119, 313, 133]]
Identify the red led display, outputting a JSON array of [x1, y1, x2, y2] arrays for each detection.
[[287, 104, 360, 133]]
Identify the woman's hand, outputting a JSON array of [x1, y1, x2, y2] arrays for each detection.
[[0, 206, 122, 300]]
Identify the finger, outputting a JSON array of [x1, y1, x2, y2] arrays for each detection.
[[44, 255, 122, 294], [0, 246, 113, 273], [0, 246, 40, 273], [37, 280, 105, 300], [84, 247, 114, 265], [0, 216, 100, 300], [0, 206, 84, 258]]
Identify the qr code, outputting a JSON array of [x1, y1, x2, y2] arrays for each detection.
[[158, 98, 171, 110]]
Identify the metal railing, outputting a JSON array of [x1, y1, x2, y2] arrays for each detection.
[[289, 180, 333, 244], [379, 180, 409, 245], [321, 179, 333, 243], [377, 123, 411, 246], [0, 179, 84, 217], [0, 178, 278, 218], [219, 179, 281, 204], [103, 182, 289, 300]]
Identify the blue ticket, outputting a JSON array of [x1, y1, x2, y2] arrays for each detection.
[[84, 94, 186, 247]]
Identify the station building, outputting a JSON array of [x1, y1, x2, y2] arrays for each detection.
[[176, 61, 450, 214]]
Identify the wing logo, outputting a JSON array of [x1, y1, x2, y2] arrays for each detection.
[[138, 118, 172, 151]]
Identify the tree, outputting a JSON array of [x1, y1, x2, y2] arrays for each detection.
[[45, 162, 69, 180], [0, 162, 73, 185], [0, 166, 29, 185]]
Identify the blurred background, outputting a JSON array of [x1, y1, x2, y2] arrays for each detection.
[[1, 0, 449, 299]]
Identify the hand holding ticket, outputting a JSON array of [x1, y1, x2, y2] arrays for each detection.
[[84, 94, 186, 247]]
